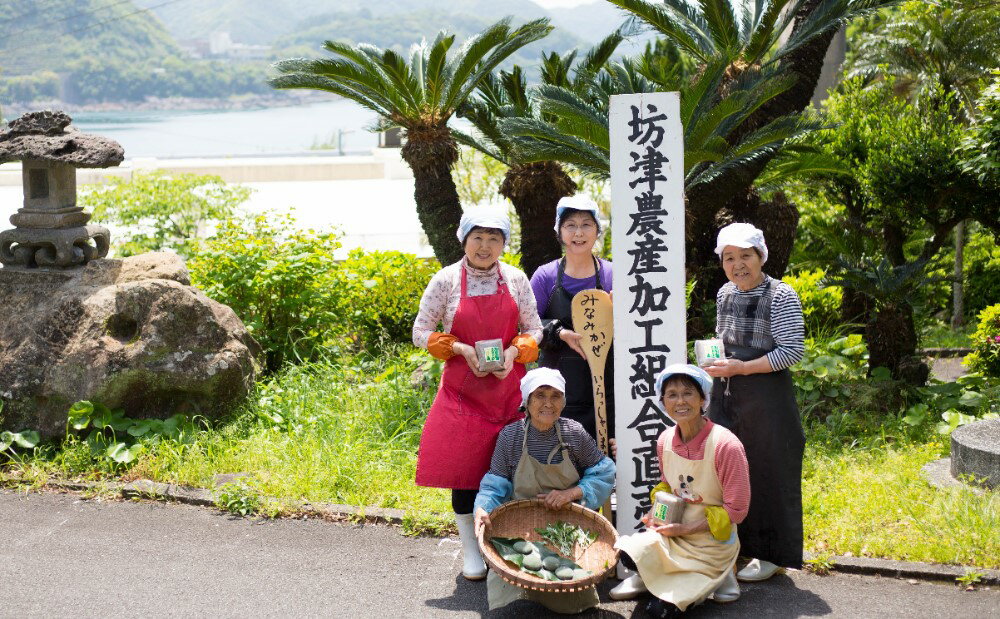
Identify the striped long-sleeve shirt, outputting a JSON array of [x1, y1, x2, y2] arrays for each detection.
[[489, 417, 604, 480], [715, 274, 805, 371]]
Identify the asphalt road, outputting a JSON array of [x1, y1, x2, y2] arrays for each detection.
[[1, 490, 997, 618]]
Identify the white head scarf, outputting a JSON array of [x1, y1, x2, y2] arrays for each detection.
[[554, 194, 603, 234], [520, 367, 566, 408], [654, 363, 713, 416], [457, 207, 511, 244], [714, 222, 768, 264]]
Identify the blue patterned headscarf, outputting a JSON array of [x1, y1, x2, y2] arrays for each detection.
[[654, 363, 713, 414], [456, 207, 511, 244], [553, 195, 603, 234]]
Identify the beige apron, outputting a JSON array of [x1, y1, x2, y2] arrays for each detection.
[[487, 420, 601, 614], [614, 424, 739, 611]]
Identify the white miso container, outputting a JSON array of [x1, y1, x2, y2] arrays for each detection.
[[651, 491, 686, 525], [694, 339, 726, 368]]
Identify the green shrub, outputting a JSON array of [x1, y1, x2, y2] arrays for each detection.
[[82, 171, 250, 258], [793, 334, 881, 420], [335, 249, 439, 349], [783, 269, 843, 336], [188, 214, 343, 372], [966, 304, 1000, 378], [964, 230, 1000, 320]]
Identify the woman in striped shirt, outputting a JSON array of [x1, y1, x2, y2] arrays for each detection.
[[703, 223, 806, 583], [473, 368, 615, 614]]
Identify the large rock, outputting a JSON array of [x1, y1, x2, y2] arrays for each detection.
[[0, 252, 261, 437]]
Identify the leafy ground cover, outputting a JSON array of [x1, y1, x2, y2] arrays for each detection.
[[2, 347, 997, 566]]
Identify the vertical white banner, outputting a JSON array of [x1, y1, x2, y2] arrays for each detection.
[[610, 92, 686, 535]]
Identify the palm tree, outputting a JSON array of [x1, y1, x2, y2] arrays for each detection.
[[826, 257, 934, 384], [454, 31, 625, 277], [497, 0, 892, 332], [269, 18, 553, 266], [501, 52, 816, 292], [847, 0, 1000, 120]]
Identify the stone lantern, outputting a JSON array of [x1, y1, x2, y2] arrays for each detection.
[[0, 110, 123, 268]]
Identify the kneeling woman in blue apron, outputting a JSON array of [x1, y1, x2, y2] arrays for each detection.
[[473, 368, 616, 614], [611, 364, 750, 618]]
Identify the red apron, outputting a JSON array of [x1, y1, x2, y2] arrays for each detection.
[[415, 265, 526, 489]]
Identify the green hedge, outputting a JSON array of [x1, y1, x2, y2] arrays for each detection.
[[335, 248, 438, 351], [187, 214, 438, 371]]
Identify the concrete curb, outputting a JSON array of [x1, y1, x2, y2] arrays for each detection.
[[29, 479, 999, 586], [44, 479, 406, 526], [808, 555, 1000, 586]]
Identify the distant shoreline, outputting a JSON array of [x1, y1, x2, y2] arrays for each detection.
[[3, 92, 340, 119]]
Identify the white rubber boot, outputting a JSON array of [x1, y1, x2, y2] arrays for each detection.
[[736, 558, 783, 582], [609, 573, 647, 600], [711, 569, 741, 602], [455, 512, 487, 580]]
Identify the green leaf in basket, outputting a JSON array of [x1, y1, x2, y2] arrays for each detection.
[[490, 537, 524, 568]]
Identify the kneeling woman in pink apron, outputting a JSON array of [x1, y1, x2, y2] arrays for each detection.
[[412, 207, 542, 581], [473, 368, 615, 614], [611, 364, 750, 618]]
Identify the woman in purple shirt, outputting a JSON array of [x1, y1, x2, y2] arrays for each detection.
[[529, 195, 614, 442]]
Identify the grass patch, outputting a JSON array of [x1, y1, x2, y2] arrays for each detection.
[[4, 348, 997, 564], [921, 320, 975, 349], [4, 351, 452, 532], [803, 441, 999, 568]]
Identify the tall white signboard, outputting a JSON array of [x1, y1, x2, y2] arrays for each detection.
[[610, 92, 686, 535]]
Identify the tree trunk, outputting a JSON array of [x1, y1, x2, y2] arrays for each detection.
[[865, 301, 928, 385], [840, 287, 868, 333], [952, 220, 965, 328], [499, 161, 577, 278], [400, 127, 465, 266], [684, 1, 837, 229]]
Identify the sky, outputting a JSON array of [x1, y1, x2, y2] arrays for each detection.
[[533, 0, 600, 8]]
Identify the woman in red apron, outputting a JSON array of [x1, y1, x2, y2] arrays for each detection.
[[412, 208, 542, 580]]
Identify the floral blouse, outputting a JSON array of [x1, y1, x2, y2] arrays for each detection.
[[412, 259, 543, 349]]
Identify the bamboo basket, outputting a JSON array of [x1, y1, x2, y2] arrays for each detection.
[[477, 499, 619, 593]]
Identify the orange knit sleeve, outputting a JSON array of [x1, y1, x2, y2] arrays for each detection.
[[428, 332, 458, 360], [511, 334, 539, 364]]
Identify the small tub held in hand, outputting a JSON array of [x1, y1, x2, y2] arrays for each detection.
[[694, 339, 726, 368], [651, 491, 686, 525]]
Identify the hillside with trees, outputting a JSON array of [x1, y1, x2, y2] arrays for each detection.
[[1, 0, 604, 107], [137, 0, 559, 45], [272, 8, 587, 66], [0, 0, 269, 105]]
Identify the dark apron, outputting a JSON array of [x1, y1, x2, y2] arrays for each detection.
[[707, 280, 805, 568], [538, 257, 615, 443]]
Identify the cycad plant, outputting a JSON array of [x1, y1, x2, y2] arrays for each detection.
[[846, 0, 1000, 327], [454, 31, 625, 277], [269, 18, 553, 266], [825, 257, 934, 384], [800, 78, 999, 384], [501, 0, 894, 317], [847, 0, 1000, 120]]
